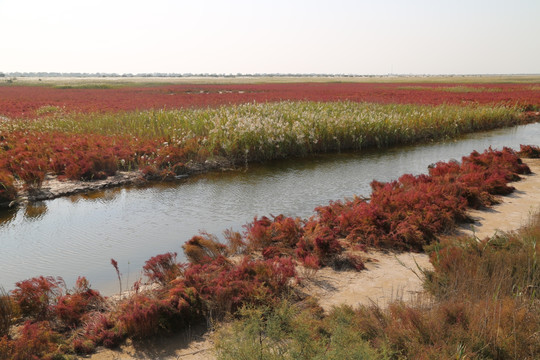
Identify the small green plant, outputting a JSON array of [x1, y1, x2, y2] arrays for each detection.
[[214, 301, 381, 360]]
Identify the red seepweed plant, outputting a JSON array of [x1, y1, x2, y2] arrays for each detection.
[[143, 252, 184, 285], [1, 83, 539, 119], [11, 276, 65, 321]]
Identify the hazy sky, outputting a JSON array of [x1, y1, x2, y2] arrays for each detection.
[[1, 0, 539, 75]]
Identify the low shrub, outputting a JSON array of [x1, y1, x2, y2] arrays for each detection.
[[75, 311, 124, 351], [55, 277, 104, 327], [244, 215, 304, 253], [116, 294, 172, 338], [182, 256, 296, 317], [0, 321, 64, 360], [11, 276, 65, 320], [182, 233, 228, 264], [518, 144, 540, 158], [143, 252, 183, 285]]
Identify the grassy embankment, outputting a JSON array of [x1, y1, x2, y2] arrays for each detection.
[[0, 101, 529, 205], [0, 146, 539, 359]]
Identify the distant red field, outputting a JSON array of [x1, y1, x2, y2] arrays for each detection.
[[1, 82, 539, 118]]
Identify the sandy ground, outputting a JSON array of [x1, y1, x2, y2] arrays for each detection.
[[88, 159, 540, 360], [88, 324, 214, 360], [300, 251, 432, 311], [455, 158, 540, 240]]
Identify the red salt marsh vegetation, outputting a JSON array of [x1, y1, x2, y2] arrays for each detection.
[[1, 145, 539, 359], [0, 82, 539, 118]]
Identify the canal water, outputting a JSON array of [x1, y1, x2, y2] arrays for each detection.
[[1, 122, 539, 294]]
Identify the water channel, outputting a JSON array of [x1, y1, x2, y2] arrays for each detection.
[[1, 122, 540, 294]]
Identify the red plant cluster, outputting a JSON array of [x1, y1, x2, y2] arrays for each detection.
[[0, 130, 204, 199], [2, 253, 296, 356], [518, 144, 540, 158], [312, 147, 530, 250], [142, 252, 183, 285], [11, 276, 65, 321], [232, 147, 532, 264], [55, 277, 103, 327], [1, 83, 539, 118], [0, 131, 147, 184], [11, 276, 104, 325], [1, 276, 106, 358], [180, 256, 295, 314], [0, 321, 62, 360]]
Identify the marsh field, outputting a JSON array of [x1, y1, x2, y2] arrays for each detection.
[[0, 76, 539, 359]]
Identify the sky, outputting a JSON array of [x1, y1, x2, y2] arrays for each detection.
[[0, 0, 539, 75]]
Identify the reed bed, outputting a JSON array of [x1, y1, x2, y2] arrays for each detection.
[[0, 101, 529, 203], [4, 101, 525, 161]]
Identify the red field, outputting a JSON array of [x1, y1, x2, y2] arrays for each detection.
[[1, 82, 539, 118]]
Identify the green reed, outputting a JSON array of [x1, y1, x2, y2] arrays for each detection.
[[3, 101, 526, 162]]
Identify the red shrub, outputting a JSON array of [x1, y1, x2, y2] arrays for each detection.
[[182, 256, 295, 315], [518, 144, 540, 158], [262, 246, 284, 259], [224, 229, 246, 255], [300, 254, 320, 270], [244, 216, 273, 250], [78, 312, 123, 349], [11, 276, 64, 320], [116, 295, 172, 338], [72, 337, 96, 354], [55, 277, 104, 327], [2, 321, 62, 360], [143, 252, 183, 285], [244, 215, 304, 254], [313, 226, 342, 261], [182, 233, 227, 264]]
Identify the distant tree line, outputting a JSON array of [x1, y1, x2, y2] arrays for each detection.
[[2, 72, 534, 78], [0, 72, 425, 78], [1, 72, 369, 78]]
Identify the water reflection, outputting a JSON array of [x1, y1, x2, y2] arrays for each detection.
[[0, 122, 539, 294], [68, 187, 125, 204], [0, 207, 16, 226], [23, 202, 48, 221]]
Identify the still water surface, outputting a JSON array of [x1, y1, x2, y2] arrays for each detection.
[[1, 123, 540, 294]]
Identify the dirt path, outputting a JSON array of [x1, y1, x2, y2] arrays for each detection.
[[89, 158, 540, 360]]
